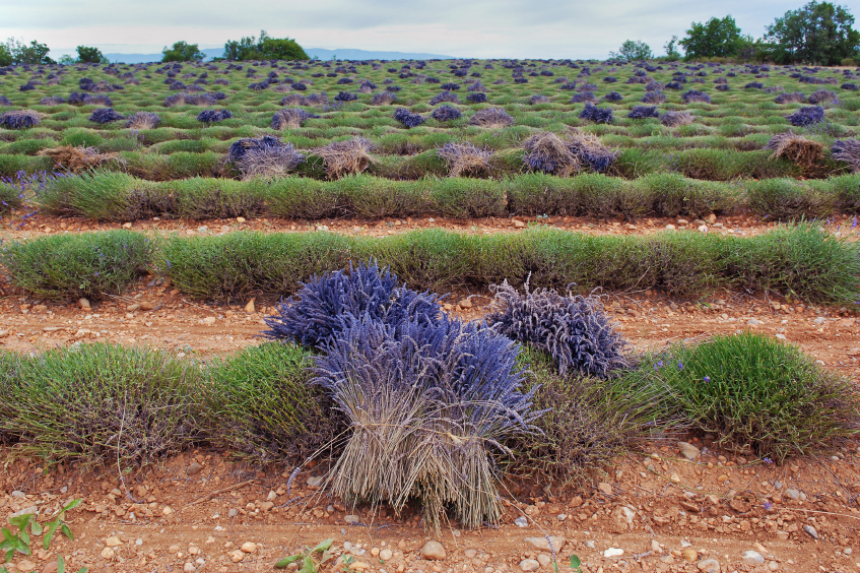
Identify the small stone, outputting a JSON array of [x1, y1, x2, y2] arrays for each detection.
[[79, 298, 91, 310], [162, 506, 174, 515], [670, 472, 681, 483], [420, 541, 446, 561], [266, 490, 277, 501], [344, 514, 360, 524], [203, 316, 216, 325], [186, 462, 203, 475], [197, 226, 209, 234], [584, 540, 596, 550], [10, 491, 25, 499], [785, 488, 801, 500], [775, 333, 787, 340], [682, 549, 698, 562], [10, 506, 38, 518], [241, 542, 257, 554], [349, 562, 370, 570], [524, 537, 567, 552], [775, 531, 790, 541], [244, 299, 256, 313], [537, 554, 552, 567], [513, 220, 526, 229], [105, 536, 123, 547], [227, 508, 239, 518], [845, 548, 854, 556], [169, 545, 181, 553], [753, 542, 767, 554], [101, 547, 116, 560], [597, 482, 613, 495], [568, 495, 583, 508], [183, 563, 195, 573], [604, 547, 624, 558], [665, 224, 676, 231], [230, 550, 244, 563], [307, 475, 325, 487], [557, 513, 567, 521], [705, 214, 717, 224], [236, 216, 246, 223], [519, 558, 540, 571], [803, 524, 819, 540], [768, 561, 779, 571], [677, 441, 700, 460], [651, 540, 661, 553], [747, 318, 763, 326], [514, 516, 529, 528], [743, 550, 765, 566], [16, 560, 36, 572], [380, 549, 393, 561], [696, 558, 720, 573]]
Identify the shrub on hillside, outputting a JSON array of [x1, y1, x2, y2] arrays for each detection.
[[832, 139, 860, 173], [579, 103, 613, 124], [393, 108, 425, 128], [631, 333, 860, 462], [431, 104, 462, 122], [88, 108, 125, 124], [628, 105, 659, 119], [227, 136, 304, 179], [1, 343, 201, 466], [205, 343, 338, 464], [469, 107, 514, 128], [437, 142, 492, 177], [316, 137, 373, 179], [0, 230, 154, 300], [196, 109, 232, 123], [0, 110, 40, 129]]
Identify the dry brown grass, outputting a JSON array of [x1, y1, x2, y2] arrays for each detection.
[[765, 131, 824, 168], [316, 137, 374, 179], [469, 107, 514, 128], [271, 108, 310, 130], [436, 142, 493, 177], [125, 112, 160, 130], [660, 111, 694, 127], [38, 146, 119, 173]]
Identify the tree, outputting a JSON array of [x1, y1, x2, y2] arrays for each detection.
[[609, 40, 653, 61], [223, 30, 308, 61], [0, 43, 12, 66], [664, 35, 682, 60], [679, 15, 745, 59], [765, 1, 859, 65], [4, 38, 54, 64], [161, 41, 205, 62], [76, 45, 108, 64], [58, 54, 76, 65]]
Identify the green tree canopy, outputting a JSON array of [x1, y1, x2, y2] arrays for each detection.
[[679, 15, 745, 59], [765, 1, 859, 65], [609, 40, 653, 61], [3, 38, 54, 64], [223, 30, 308, 61], [161, 41, 205, 62], [76, 45, 108, 64], [0, 43, 12, 66]]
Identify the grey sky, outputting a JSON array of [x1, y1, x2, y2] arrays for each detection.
[[1, 0, 803, 59]]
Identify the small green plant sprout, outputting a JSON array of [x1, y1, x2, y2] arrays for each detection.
[[1, 512, 41, 562], [44, 499, 81, 549], [274, 538, 335, 572], [570, 555, 584, 572], [57, 555, 88, 573]]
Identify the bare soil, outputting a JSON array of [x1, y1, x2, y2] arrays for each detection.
[[1, 442, 859, 573]]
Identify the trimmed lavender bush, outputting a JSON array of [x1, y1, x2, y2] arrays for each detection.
[[313, 313, 536, 531], [429, 91, 460, 105], [682, 90, 711, 103], [786, 106, 824, 127], [394, 108, 425, 128], [196, 109, 232, 123], [641, 91, 666, 104], [466, 92, 487, 103], [808, 90, 837, 104], [335, 91, 358, 102], [263, 260, 441, 348], [0, 110, 40, 129], [487, 280, 628, 377], [832, 139, 860, 172], [0, 96, 11, 106], [227, 135, 304, 178], [88, 108, 125, 123], [579, 103, 613, 124], [628, 105, 659, 119], [604, 91, 623, 101], [432, 105, 462, 122]]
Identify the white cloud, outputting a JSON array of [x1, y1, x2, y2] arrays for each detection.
[[0, 0, 804, 59]]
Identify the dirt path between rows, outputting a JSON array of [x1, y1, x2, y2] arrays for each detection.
[[1, 280, 857, 380], [3, 211, 858, 242], [1, 441, 859, 573]]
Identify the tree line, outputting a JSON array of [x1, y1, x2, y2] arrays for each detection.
[[612, 0, 859, 65]]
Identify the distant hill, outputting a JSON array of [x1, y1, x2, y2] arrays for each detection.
[[305, 48, 454, 61], [102, 47, 454, 64]]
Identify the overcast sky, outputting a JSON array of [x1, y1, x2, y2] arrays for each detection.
[[1, 0, 806, 59]]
